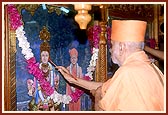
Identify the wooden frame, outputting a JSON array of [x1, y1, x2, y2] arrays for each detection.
[[4, 4, 17, 111], [3, 3, 108, 111]]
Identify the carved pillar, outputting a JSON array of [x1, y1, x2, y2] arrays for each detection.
[[95, 5, 107, 82], [4, 4, 17, 111], [97, 22, 107, 82]]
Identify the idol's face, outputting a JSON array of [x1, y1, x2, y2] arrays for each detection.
[[41, 51, 49, 64], [70, 55, 78, 65]]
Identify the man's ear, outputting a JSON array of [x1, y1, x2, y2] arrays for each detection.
[[119, 42, 126, 56]]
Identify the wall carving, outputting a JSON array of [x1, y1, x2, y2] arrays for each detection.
[[108, 4, 154, 22]]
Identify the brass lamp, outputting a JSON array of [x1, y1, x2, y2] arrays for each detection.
[[74, 4, 92, 29]]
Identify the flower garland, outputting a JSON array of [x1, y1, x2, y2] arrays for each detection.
[[87, 25, 101, 49], [85, 48, 99, 80], [7, 4, 23, 30], [86, 24, 111, 80], [7, 4, 95, 104], [7, 4, 75, 104], [85, 25, 101, 80], [70, 76, 91, 102], [87, 24, 112, 50]]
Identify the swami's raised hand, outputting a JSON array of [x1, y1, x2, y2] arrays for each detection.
[[57, 66, 77, 83]]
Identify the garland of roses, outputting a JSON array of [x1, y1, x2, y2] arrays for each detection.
[[87, 24, 111, 49], [86, 24, 111, 80], [7, 4, 93, 104]]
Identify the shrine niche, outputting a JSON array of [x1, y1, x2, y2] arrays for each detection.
[[3, 4, 93, 111]]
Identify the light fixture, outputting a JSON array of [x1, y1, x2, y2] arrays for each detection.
[[60, 7, 69, 13], [42, 4, 47, 10], [74, 4, 92, 29]]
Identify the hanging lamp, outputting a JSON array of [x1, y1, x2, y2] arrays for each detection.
[[74, 4, 92, 29]]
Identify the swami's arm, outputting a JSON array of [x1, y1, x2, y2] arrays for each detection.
[[144, 46, 164, 60], [57, 66, 103, 90], [72, 77, 103, 91]]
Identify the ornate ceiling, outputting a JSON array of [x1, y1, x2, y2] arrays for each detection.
[[14, 4, 161, 22]]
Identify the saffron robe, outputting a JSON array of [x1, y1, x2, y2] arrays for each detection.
[[99, 51, 164, 111]]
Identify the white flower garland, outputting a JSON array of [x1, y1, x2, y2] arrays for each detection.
[[9, 4, 99, 106], [85, 48, 99, 80], [16, 26, 34, 60], [16, 25, 72, 104], [16, 25, 99, 104]]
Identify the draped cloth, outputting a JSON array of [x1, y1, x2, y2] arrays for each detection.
[[99, 51, 164, 111]]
